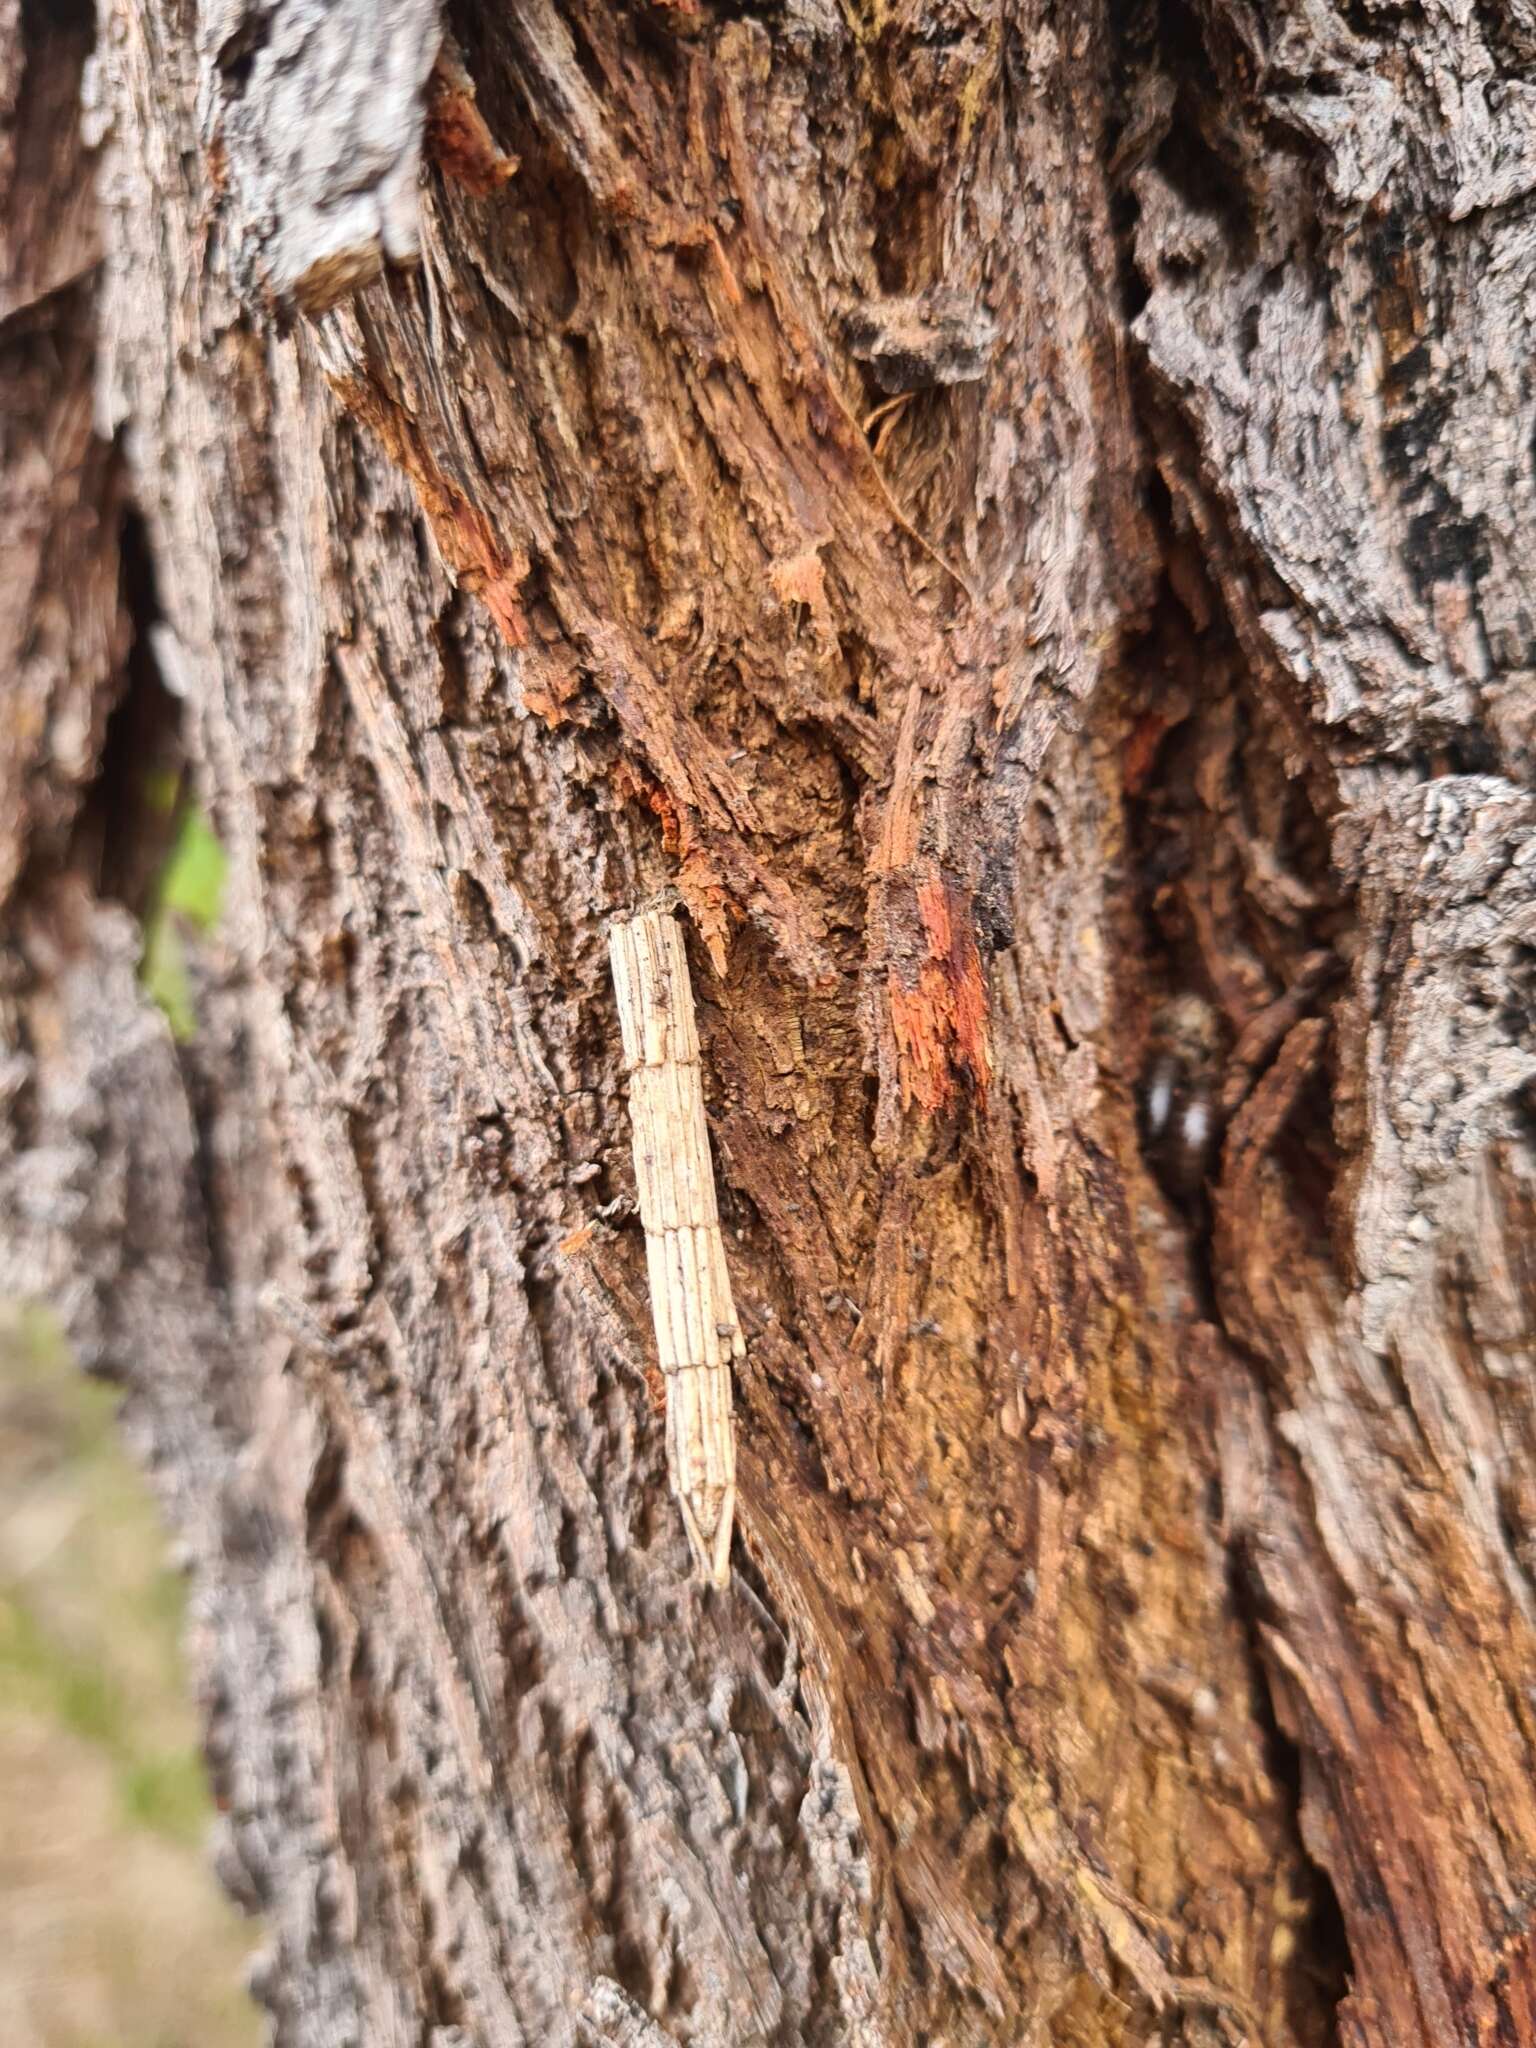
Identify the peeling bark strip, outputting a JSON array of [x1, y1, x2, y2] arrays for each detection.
[[609, 909, 741, 1588]]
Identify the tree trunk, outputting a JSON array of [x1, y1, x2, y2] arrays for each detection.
[[6, 1, 1536, 2042]]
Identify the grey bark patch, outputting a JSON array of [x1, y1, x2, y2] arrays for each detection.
[[580, 1979, 684, 2047], [198, 0, 442, 313], [1338, 775, 1536, 1352], [843, 293, 997, 394]]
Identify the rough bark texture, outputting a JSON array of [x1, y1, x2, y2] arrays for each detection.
[[5, 1, 1536, 2043]]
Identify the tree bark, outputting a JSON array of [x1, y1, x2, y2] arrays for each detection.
[[6, 1, 1536, 2042]]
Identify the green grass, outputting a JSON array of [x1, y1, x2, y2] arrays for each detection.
[[0, 1303, 260, 2046], [0, 1595, 209, 1843]]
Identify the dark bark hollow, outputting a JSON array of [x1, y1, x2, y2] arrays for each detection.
[[5, 1, 1536, 2043]]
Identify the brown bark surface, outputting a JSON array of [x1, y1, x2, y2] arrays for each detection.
[[6, 2, 1536, 2043]]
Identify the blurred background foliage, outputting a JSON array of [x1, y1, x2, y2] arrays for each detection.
[[0, 1302, 260, 2047], [138, 784, 227, 1042]]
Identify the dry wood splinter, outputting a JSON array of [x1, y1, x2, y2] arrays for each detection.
[[608, 905, 742, 1588]]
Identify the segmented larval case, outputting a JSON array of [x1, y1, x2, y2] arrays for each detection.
[[608, 908, 742, 1587]]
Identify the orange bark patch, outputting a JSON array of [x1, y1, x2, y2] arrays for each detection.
[[646, 781, 684, 855], [1122, 708, 1173, 797], [521, 660, 583, 726], [425, 60, 519, 197], [768, 546, 833, 631], [611, 756, 682, 848], [888, 871, 992, 1115], [675, 846, 734, 975], [608, 763, 734, 972]]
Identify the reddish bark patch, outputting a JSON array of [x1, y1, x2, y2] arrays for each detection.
[[888, 869, 992, 1114]]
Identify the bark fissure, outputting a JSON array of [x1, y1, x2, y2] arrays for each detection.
[[1227, 1460, 1354, 2047]]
